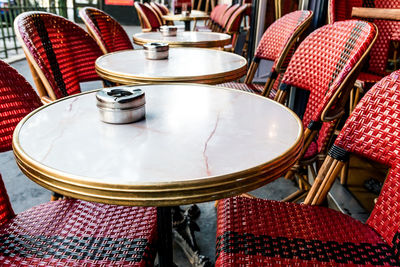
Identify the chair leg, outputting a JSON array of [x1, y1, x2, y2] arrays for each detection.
[[51, 192, 63, 201], [340, 160, 349, 185]]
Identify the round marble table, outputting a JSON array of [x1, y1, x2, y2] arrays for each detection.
[[13, 83, 303, 266], [95, 48, 247, 85], [13, 84, 303, 206], [163, 11, 209, 31], [133, 31, 231, 48]]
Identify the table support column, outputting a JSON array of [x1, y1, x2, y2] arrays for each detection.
[[184, 21, 191, 31], [157, 207, 173, 267]]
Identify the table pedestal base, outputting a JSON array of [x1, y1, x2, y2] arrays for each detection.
[[157, 206, 212, 267]]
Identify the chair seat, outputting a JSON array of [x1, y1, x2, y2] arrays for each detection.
[[216, 197, 399, 266], [217, 82, 264, 94], [0, 199, 157, 266]]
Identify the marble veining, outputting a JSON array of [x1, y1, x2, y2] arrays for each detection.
[[17, 84, 302, 185]]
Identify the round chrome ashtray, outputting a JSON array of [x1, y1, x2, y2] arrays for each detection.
[[96, 87, 145, 124], [160, 25, 178, 36], [143, 42, 169, 60]]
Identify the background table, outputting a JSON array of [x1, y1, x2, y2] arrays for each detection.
[[13, 84, 303, 266], [95, 48, 247, 84], [133, 31, 231, 48], [163, 11, 209, 31]]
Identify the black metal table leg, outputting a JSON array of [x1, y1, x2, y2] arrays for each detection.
[[157, 207, 174, 267], [184, 21, 191, 31]]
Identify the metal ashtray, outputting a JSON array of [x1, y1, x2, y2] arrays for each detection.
[[96, 87, 145, 124], [160, 25, 178, 36], [143, 42, 169, 60]]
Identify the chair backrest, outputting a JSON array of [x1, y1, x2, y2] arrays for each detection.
[[219, 3, 239, 28], [152, 2, 169, 15], [150, 2, 166, 23], [0, 59, 42, 153], [79, 7, 133, 54], [0, 59, 43, 225], [254, 10, 313, 73], [324, 70, 400, 247], [134, 2, 162, 32], [329, 0, 400, 76], [214, 4, 229, 24], [280, 20, 377, 131], [224, 4, 248, 33], [14, 12, 103, 101], [144, 3, 163, 25]]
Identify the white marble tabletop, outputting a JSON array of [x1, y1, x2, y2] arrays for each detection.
[[133, 32, 231, 48], [13, 84, 303, 206], [95, 48, 247, 85]]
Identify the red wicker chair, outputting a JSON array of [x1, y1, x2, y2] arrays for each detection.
[[134, 2, 162, 32], [306, 69, 400, 205], [0, 59, 158, 266], [329, 0, 400, 101], [14, 11, 103, 102], [150, 2, 169, 25], [195, 4, 226, 31], [273, 20, 377, 201], [217, 10, 313, 99], [79, 7, 133, 54], [216, 3, 240, 32], [221, 4, 249, 52], [216, 70, 400, 266], [152, 2, 169, 15]]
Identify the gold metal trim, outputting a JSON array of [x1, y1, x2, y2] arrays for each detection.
[[13, 84, 304, 206], [95, 48, 248, 85], [132, 32, 231, 48]]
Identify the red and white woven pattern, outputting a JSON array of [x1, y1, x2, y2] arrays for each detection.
[[15, 12, 102, 99], [0, 60, 42, 153], [134, 2, 162, 31], [281, 20, 376, 128], [335, 70, 400, 166], [216, 196, 398, 266], [0, 175, 13, 228], [254, 10, 312, 72], [80, 7, 133, 53], [368, 162, 400, 247], [329, 0, 400, 78], [0, 198, 157, 266], [219, 4, 239, 28], [224, 4, 248, 34]]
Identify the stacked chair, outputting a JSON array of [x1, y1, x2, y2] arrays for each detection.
[[196, 3, 249, 52], [218, 10, 313, 99], [150, 2, 171, 25], [14, 11, 104, 102], [0, 59, 158, 266], [134, 2, 162, 32], [79, 7, 133, 54], [329, 0, 400, 184], [215, 67, 400, 267]]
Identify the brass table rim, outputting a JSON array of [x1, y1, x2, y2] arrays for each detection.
[[132, 32, 231, 48], [95, 48, 247, 84], [13, 84, 304, 206]]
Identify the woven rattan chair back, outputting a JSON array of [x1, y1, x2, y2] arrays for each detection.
[[219, 3, 239, 29], [0, 59, 41, 153], [14, 12, 103, 101], [0, 173, 14, 226], [244, 10, 313, 97], [153, 2, 169, 15], [134, 2, 162, 32], [150, 2, 167, 24], [144, 3, 163, 25], [329, 0, 400, 77], [79, 7, 133, 54], [224, 4, 247, 33], [306, 72, 400, 243], [277, 20, 377, 188]]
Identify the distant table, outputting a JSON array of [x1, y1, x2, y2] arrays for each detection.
[[133, 31, 231, 48], [95, 48, 247, 84], [13, 83, 303, 266], [163, 11, 209, 31]]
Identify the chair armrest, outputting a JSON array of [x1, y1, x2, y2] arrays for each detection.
[[352, 7, 400, 20]]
